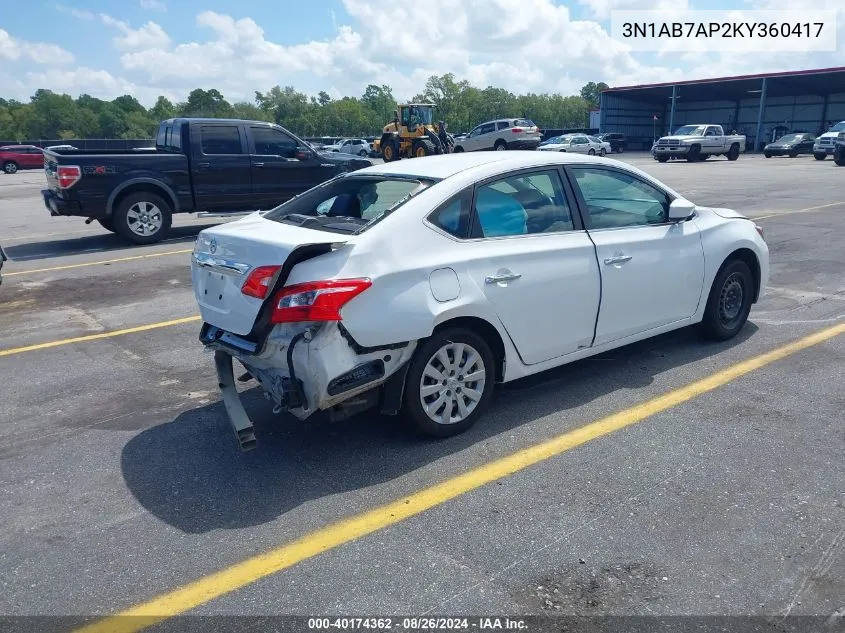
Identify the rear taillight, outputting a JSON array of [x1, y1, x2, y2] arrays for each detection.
[[270, 278, 372, 323], [57, 165, 81, 189], [511, 127, 524, 133], [241, 265, 282, 299]]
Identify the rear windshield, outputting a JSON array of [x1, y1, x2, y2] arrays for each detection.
[[263, 175, 436, 234], [515, 119, 535, 128]]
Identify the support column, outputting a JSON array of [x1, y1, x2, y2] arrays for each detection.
[[754, 78, 768, 152], [599, 91, 607, 133], [732, 101, 740, 133], [668, 85, 678, 134], [819, 93, 829, 136]]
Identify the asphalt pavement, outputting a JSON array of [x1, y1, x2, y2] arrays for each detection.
[[0, 153, 843, 632]]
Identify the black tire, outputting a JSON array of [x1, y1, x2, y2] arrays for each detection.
[[834, 147, 845, 166], [402, 327, 496, 438], [599, 148, 606, 156], [617, 146, 624, 154], [381, 137, 400, 162], [3, 161, 18, 174], [656, 156, 669, 163], [358, 149, 368, 157], [789, 151, 798, 158], [97, 217, 116, 233], [700, 259, 755, 341], [687, 145, 701, 162], [814, 153, 826, 161], [588, 148, 596, 156], [493, 140, 507, 151], [764, 152, 772, 158], [112, 191, 172, 245], [411, 139, 436, 158], [726, 144, 740, 161], [452, 145, 464, 153]]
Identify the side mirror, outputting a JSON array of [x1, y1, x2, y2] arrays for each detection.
[[668, 198, 696, 221]]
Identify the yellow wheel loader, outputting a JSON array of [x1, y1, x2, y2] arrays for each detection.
[[373, 103, 449, 162]]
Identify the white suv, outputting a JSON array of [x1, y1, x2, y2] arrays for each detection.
[[453, 118, 542, 152]]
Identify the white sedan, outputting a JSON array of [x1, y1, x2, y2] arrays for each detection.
[[538, 133, 607, 155], [190, 152, 769, 450]]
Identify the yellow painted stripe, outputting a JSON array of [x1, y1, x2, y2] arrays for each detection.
[[754, 201, 845, 220], [72, 321, 845, 633], [0, 316, 201, 357], [4, 249, 192, 277]]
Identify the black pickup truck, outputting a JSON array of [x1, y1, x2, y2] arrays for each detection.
[[41, 118, 372, 244]]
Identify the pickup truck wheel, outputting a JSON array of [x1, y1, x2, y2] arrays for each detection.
[[3, 161, 18, 174], [834, 147, 845, 166], [656, 156, 669, 163], [700, 259, 754, 341], [726, 144, 740, 161], [814, 153, 826, 161], [402, 328, 495, 438], [113, 192, 172, 245], [687, 146, 701, 162]]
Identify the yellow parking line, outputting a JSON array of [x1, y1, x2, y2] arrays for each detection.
[[4, 249, 192, 276], [72, 321, 845, 633], [754, 201, 845, 220], [0, 316, 201, 357]]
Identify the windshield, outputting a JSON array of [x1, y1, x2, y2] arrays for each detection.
[[541, 136, 563, 144], [777, 134, 801, 143], [408, 106, 434, 126], [673, 125, 706, 136], [829, 121, 845, 132], [263, 175, 436, 234]]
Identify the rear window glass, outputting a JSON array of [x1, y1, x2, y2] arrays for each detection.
[[516, 119, 535, 127], [263, 175, 437, 234]]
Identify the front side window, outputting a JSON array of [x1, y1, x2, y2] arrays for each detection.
[[472, 170, 574, 238], [200, 126, 243, 155], [570, 167, 671, 229], [251, 126, 298, 158]]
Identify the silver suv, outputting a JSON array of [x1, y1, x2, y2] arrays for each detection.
[[452, 118, 542, 152]]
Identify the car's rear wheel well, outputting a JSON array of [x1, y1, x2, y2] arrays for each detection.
[[433, 317, 506, 381], [110, 183, 175, 216], [722, 248, 761, 302]]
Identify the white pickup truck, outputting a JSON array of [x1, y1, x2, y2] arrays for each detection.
[[812, 120, 845, 160], [653, 124, 746, 162]]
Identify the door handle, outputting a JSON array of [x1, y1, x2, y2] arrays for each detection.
[[485, 272, 522, 284], [253, 162, 265, 168], [196, 162, 210, 169], [604, 255, 633, 265]]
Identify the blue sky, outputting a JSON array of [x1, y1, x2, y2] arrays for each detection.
[[0, 0, 840, 106]]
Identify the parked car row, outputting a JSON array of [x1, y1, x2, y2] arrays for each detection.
[[538, 133, 611, 155]]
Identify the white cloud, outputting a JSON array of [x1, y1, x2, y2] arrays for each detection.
[[140, 0, 167, 11], [99, 14, 171, 51], [0, 29, 74, 65], [55, 4, 95, 20], [577, 0, 691, 20]]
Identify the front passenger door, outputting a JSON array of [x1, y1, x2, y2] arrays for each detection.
[[248, 126, 333, 207], [567, 165, 705, 347]]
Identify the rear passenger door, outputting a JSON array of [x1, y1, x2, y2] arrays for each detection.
[[191, 124, 254, 211], [453, 168, 601, 365]]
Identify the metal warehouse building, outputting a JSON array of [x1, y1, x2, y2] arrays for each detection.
[[599, 66, 845, 151]]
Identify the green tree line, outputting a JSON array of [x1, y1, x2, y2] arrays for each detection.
[[0, 76, 608, 141]]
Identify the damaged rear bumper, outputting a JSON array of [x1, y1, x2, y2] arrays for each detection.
[[201, 322, 416, 450]]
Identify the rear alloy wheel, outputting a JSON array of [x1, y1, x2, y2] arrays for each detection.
[[3, 162, 18, 174], [113, 192, 172, 245], [359, 149, 368, 157], [700, 259, 754, 341], [588, 148, 596, 156], [494, 140, 507, 151], [726, 144, 740, 161], [403, 328, 495, 438]]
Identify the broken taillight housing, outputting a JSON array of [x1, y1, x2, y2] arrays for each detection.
[[241, 265, 281, 299], [270, 278, 372, 323]]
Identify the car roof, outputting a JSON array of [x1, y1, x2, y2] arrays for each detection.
[[358, 151, 674, 188]]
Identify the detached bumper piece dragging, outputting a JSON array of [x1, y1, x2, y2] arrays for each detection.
[[200, 322, 415, 451]]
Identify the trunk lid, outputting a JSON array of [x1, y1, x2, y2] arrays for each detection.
[[191, 213, 347, 335]]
